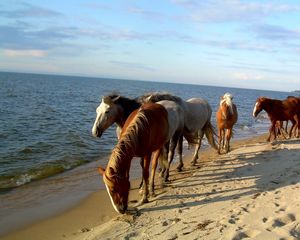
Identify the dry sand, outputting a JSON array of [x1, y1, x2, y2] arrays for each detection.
[[3, 134, 300, 240]]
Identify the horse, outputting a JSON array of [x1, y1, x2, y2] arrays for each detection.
[[98, 103, 169, 214], [141, 93, 218, 165], [216, 93, 238, 154], [253, 96, 300, 141], [93, 92, 217, 180], [92, 94, 185, 183]]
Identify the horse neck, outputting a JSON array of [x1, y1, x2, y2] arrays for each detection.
[[108, 140, 135, 178], [117, 99, 141, 127], [261, 99, 280, 117]]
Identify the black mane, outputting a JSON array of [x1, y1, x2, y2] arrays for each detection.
[[136, 92, 184, 105], [104, 94, 141, 121]]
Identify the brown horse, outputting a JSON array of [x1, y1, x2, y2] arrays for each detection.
[[216, 93, 238, 154], [253, 96, 300, 141], [98, 103, 169, 214]]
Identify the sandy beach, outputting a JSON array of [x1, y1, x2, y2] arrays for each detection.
[[2, 134, 300, 240]]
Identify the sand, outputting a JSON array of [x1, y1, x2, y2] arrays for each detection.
[[2, 134, 300, 240]]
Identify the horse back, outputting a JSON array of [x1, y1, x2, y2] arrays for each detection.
[[141, 103, 169, 150], [216, 103, 238, 128], [121, 103, 169, 156], [185, 98, 212, 129], [261, 97, 299, 121]]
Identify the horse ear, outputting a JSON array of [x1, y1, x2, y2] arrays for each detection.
[[111, 95, 121, 103], [108, 167, 116, 176], [145, 95, 153, 102], [98, 167, 105, 175], [103, 96, 113, 105]]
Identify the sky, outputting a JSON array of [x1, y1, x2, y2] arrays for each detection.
[[1, 0, 300, 91]]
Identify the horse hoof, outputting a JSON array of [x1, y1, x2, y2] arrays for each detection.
[[176, 164, 183, 172], [164, 178, 170, 183], [190, 161, 196, 166], [141, 198, 149, 204], [150, 192, 156, 198]]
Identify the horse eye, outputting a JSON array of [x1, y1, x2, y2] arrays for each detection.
[[105, 110, 110, 114]]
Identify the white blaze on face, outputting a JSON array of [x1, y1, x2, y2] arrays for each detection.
[[253, 102, 259, 117], [92, 100, 110, 136], [104, 182, 120, 213]]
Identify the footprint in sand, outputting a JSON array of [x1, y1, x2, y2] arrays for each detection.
[[269, 213, 296, 229], [232, 229, 260, 240], [290, 223, 300, 239]]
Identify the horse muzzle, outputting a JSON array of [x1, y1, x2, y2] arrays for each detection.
[[92, 128, 103, 138], [117, 204, 127, 214]]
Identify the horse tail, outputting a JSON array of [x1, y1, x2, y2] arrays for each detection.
[[203, 121, 218, 150], [158, 145, 168, 173]]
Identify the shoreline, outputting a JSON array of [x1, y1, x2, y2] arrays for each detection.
[[3, 133, 300, 239], [0, 133, 264, 237]]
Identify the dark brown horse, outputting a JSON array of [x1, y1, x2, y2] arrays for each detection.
[[253, 96, 300, 141], [216, 93, 238, 154], [98, 103, 169, 214]]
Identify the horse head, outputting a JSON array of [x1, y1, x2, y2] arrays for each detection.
[[220, 93, 233, 119], [92, 95, 121, 138], [98, 167, 130, 214], [253, 97, 265, 117]]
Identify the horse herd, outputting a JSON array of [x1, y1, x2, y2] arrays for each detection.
[[92, 92, 300, 214]]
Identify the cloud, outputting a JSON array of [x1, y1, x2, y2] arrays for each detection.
[[126, 6, 166, 21], [172, 0, 300, 23], [233, 72, 264, 81], [0, 2, 63, 18], [3, 49, 47, 57], [251, 24, 300, 41], [110, 60, 156, 72], [226, 62, 297, 75], [0, 25, 77, 50]]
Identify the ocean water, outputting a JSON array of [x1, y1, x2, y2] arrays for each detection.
[[0, 72, 292, 192]]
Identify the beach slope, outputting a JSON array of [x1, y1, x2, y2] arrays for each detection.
[[3, 135, 300, 240]]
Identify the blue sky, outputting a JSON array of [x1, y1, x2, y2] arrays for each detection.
[[1, 0, 300, 91]]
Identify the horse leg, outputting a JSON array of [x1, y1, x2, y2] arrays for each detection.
[[150, 149, 162, 197], [139, 157, 144, 189], [164, 135, 179, 182], [289, 118, 296, 139], [267, 123, 275, 142], [285, 121, 289, 134], [191, 131, 204, 165], [296, 115, 300, 138], [225, 128, 232, 153], [218, 127, 223, 154], [220, 128, 226, 154], [176, 135, 184, 172], [159, 142, 169, 178], [141, 154, 151, 203]]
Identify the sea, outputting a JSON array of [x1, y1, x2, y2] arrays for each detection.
[[0, 72, 293, 235]]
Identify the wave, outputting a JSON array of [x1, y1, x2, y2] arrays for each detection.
[[0, 158, 89, 192]]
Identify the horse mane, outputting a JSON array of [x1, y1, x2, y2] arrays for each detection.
[[107, 109, 148, 178], [221, 93, 234, 114], [104, 93, 141, 119], [136, 92, 183, 105]]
